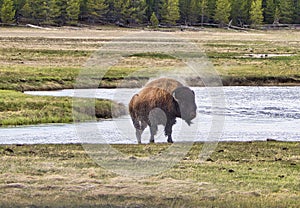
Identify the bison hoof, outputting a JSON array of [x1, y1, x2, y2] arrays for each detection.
[[150, 139, 155, 143], [167, 138, 173, 143]]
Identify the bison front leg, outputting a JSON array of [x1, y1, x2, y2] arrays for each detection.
[[165, 119, 176, 143]]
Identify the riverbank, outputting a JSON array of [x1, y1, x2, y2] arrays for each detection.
[[0, 90, 126, 126], [0, 141, 299, 207]]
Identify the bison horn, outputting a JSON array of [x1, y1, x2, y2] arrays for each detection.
[[172, 91, 179, 102]]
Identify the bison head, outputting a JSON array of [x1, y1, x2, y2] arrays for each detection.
[[172, 87, 197, 125]]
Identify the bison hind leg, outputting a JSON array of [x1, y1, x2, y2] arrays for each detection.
[[135, 121, 147, 144], [149, 125, 158, 143], [132, 119, 141, 130]]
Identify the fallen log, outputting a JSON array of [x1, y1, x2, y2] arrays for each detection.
[[26, 24, 52, 30]]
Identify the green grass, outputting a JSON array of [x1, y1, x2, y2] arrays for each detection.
[[129, 52, 176, 59], [0, 31, 299, 91], [202, 39, 300, 85], [0, 142, 299, 207], [0, 90, 126, 126], [0, 66, 79, 91], [0, 47, 91, 58]]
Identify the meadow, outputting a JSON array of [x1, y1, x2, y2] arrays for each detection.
[[0, 142, 299, 207], [0, 27, 299, 207], [0, 27, 299, 92]]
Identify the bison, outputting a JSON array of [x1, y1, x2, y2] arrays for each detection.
[[129, 78, 197, 144]]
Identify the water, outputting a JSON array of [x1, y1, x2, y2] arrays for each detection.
[[1, 87, 299, 144]]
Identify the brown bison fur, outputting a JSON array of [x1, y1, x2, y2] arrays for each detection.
[[129, 78, 197, 144], [145, 78, 184, 93]]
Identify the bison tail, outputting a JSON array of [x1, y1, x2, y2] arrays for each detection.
[[129, 94, 142, 130]]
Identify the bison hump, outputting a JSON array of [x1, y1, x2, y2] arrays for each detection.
[[145, 78, 184, 94], [136, 87, 178, 114]]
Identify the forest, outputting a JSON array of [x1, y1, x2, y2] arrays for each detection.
[[0, 0, 299, 27]]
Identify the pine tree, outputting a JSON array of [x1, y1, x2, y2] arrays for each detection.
[[264, 0, 275, 24], [109, 0, 146, 25], [117, 0, 146, 25], [66, 0, 80, 24], [24, 0, 50, 25], [145, 0, 162, 21], [294, 0, 300, 23], [145, 0, 153, 19], [161, 0, 180, 25], [50, 0, 68, 25], [241, 0, 252, 24], [130, 0, 147, 24], [1, 0, 16, 23], [109, 0, 122, 22], [150, 11, 159, 27], [179, 0, 191, 25], [20, 0, 31, 19], [278, 0, 294, 24], [120, 0, 135, 24], [250, 0, 263, 26], [273, 6, 280, 24], [207, 0, 216, 23], [230, 0, 243, 25], [86, 0, 108, 23], [200, 0, 208, 25], [14, 0, 27, 24], [179, 0, 199, 25], [214, 0, 231, 26], [189, 0, 199, 24]]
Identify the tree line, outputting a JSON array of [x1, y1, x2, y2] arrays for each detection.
[[0, 0, 299, 27]]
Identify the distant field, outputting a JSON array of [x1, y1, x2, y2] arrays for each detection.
[[0, 27, 299, 91], [0, 142, 299, 207]]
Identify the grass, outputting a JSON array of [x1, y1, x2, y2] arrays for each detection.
[[0, 90, 126, 126], [129, 52, 177, 59], [202, 39, 300, 85], [0, 28, 299, 91], [0, 66, 79, 91], [0, 142, 299, 207]]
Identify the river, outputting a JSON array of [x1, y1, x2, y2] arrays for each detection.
[[1, 87, 299, 144]]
